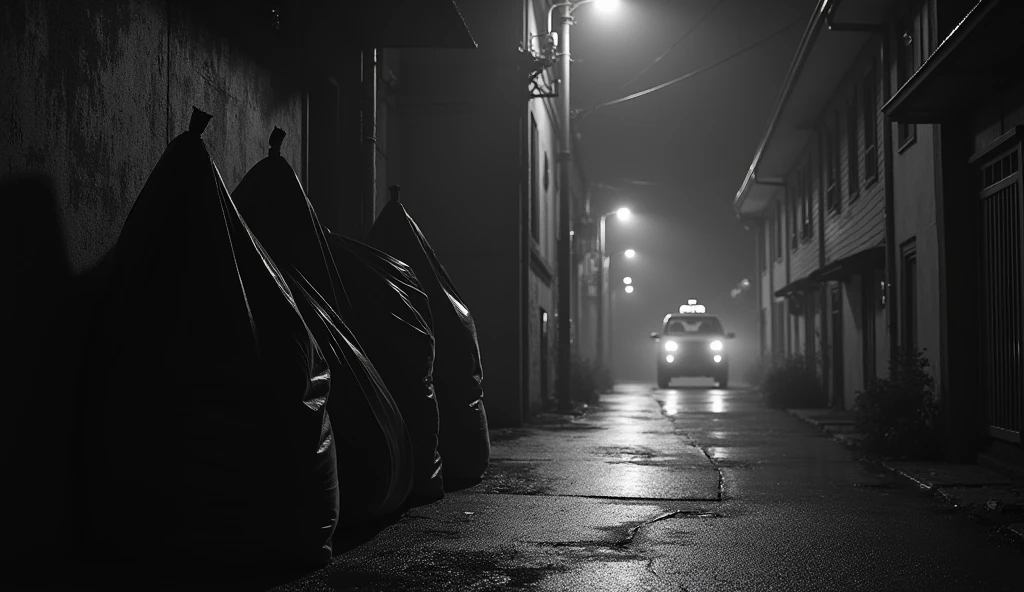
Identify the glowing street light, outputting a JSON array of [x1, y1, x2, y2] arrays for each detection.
[[625, 285, 635, 294], [595, 0, 621, 12], [596, 205, 633, 371], [622, 276, 632, 285]]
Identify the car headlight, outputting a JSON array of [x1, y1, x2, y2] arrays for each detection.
[[664, 341, 678, 352], [709, 340, 723, 351]]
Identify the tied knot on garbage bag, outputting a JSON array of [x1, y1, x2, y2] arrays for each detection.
[[77, 109, 339, 570], [235, 128, 433, 520]]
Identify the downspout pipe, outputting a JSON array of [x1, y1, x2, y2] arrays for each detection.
[[880, 27, 898, 367], [822, 8, 897, 374], [362, 48, 379, 237]]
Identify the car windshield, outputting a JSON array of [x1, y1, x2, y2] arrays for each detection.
[[665, 316, 723, 335]]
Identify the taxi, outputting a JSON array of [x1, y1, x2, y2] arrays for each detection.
[[649, 300, 735, 389]]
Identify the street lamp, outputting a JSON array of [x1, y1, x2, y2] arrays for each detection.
[[595, 208, 632, 373], [549, 0, 621, 411]]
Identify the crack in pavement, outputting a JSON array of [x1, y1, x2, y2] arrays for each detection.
[[529, 509, 723, 551]]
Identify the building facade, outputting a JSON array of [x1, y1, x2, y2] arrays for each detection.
[[737, 0, 1023, 464], [392, 0, 590, 427]]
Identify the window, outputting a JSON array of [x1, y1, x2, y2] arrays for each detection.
[[665, 316, 724, 335], [775, 201, 783, 260], [901, 239, 918, 353], [896, 21, 917, 149], [846, 94, 860, 201], [530, 115, 540, 242], [789, 184, 798, 250], [800, 164, 813, 240], [824, 116, 840, 214], [862, 61, 878, 183], [760, 222, 768, 273]]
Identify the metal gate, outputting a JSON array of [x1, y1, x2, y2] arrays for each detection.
[[978, 144, 1024, 443]]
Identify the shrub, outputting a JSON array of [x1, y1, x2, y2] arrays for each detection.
[[761, 355, 825, 409], [854, 348, 939, 459], [570, 356, 611, 404], [743, 357, 770, 389]]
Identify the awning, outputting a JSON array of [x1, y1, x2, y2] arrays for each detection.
[[809, 245, 885, 282], [310, 0, 476, 50], [774, 277, 819, 299], [883, 0, 1024, 123], [370, 0, 476, 48]]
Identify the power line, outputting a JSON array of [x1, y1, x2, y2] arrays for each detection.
[[582, 14, 807, 115], [618, 0, 729, 93]]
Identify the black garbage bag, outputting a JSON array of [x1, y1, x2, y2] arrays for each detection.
[[233, 129, 416, 517], [326, 233, 444, 502], [78, 109, 339, 568], [289, 273, 414, 520], [367, 188, 490, 485]]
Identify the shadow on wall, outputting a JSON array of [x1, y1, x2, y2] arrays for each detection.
[[0, 174, 117, 562]]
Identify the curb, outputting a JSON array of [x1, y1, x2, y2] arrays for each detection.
[[785, 407, 1024, 544]]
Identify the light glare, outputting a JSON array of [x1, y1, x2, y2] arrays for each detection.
[[665, 354, 675, 363], [710, 340, 723, 351], [625, 285, 634, 294], [664, 341, 678, 352], [595, 0, 621, 13], [713, 354, 723, 364], [616, 207, 632, 221], [624, 249, 636, 258], [623, 276, 632, 285]]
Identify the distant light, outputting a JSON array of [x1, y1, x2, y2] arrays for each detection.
[[625, 285, 634, 294], [665, 354, 675, 364], [624, 249, 636, 258], [623, 276, 632, 285], [616, 207, 632, 222], [687, 299, 697, 305], [595, 0, 621, 13], [713, 354, 723, 364], [740, 278, 751, 288]]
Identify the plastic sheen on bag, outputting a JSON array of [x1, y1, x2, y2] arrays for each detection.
[[233, 129, 414, 519], [78, 109, 339, 568], [326, 232, 444, 502], [367, 188, 490, 485]]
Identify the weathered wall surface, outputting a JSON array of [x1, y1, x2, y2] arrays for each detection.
[[892, 123, 942, 390], [1, 0, 304, 558], [397, 0, 525, 427]]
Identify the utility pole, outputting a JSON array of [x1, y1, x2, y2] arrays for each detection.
[[556, 4, 574, 411]]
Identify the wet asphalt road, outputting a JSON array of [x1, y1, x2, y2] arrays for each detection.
[[272, 383, 1023, 592]]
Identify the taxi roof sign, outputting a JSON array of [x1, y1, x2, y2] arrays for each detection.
[[679, 303, 706, 314]]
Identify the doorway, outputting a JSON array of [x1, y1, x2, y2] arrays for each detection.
[[831, 284, 844, 408], [540, 309, 549, 404]]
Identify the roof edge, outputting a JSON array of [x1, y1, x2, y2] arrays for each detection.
[[734, 0, 831, 212]]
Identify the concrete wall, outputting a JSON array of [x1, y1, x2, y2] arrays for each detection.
[[397, 0, 526, 427], [1, 0, 305, 557], [891, 121, 942, 390]]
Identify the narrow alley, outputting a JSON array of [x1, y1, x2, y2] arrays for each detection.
[[271, 385, 1024, 592]]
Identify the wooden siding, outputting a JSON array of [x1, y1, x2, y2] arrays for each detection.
[[822, 40, 887, 265], [790, 142, 821, 281]]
